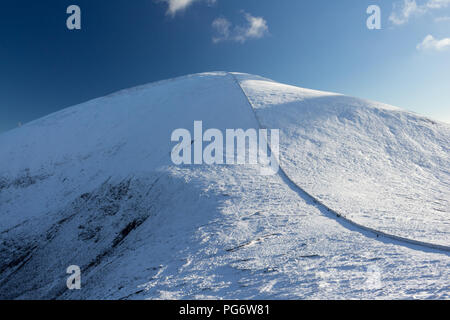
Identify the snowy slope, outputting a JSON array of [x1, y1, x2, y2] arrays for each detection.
[[0, 72, 449, 299], [236, 73, 450, 246]]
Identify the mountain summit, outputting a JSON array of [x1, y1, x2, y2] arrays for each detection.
[[0, 72, 449, 299]]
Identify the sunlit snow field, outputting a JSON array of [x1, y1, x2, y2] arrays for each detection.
[[0, 72, 448, 299]]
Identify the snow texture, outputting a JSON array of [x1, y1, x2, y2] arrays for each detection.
[[0, 72, 449, 299]]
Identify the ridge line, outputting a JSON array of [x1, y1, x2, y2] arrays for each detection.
[[226, 72, 450, 254]]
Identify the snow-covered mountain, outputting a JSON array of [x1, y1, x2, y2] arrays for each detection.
[[0, 72, 449, 299]]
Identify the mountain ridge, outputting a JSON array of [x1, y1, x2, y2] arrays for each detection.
[[0, 72, 448, 299]]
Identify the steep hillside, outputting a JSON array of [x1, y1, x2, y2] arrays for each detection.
[[236, 73, 449, 246], [0, 72, 448, 299]]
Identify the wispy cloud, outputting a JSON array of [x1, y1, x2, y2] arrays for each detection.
[[426, 0, 450, 9], [212, 12, 269, 43], [161, 0, 216, 16], [435, 15, 450, 21], [390, 0, 426, 25], [389, 0, 450, 25], [417, 34, 450, 51], [212, 18, 231, 42]]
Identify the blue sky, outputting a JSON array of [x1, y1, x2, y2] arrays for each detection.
[[0, 0, 449, 133]]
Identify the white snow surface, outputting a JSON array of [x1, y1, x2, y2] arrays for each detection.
[[236, 73, 450, 246], [0, 72, 449, 299]]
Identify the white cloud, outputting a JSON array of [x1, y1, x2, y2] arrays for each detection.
[[162, 0, 216, 16], [241, 13, 269, 39], [390, 0, 425, 25], [417, 34, 450, 51], [435, 15, 450, 21], [426, 0, 450, 9], [212, 18, 231, 43], [212, 12, 269, 43], [390, 0, 450, 25]]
